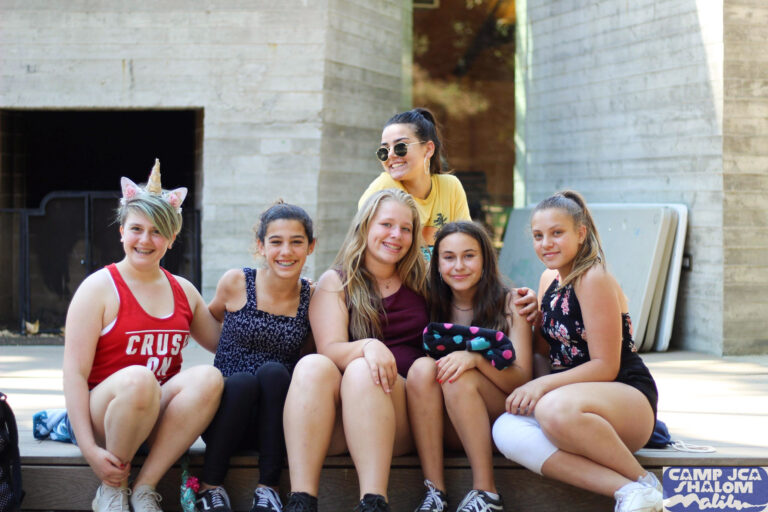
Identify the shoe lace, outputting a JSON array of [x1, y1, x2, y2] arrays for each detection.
[[209, 488, 228, 508], [255, 487, 282, 511], [418, 480, 446, 511], [355, 494, 389, 512], [285, 492, 315, 512], [133, 487, 163, 511], [456, 490, 494, 512], [103, 487, 131, 512]]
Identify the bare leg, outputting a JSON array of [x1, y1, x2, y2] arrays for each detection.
[[133, 365, 224, 488], [341, 358, 412, 500], [406, 357, 446, 490], [442, 369, 506, 492], [90, 365, 162, 486], [284, 354, 343, 496], [536, 382, 655, 495]]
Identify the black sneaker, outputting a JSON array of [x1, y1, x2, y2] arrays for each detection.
[[355, 493, 390, 512], [196, 487, 232, 512], [455, 490, 504, 512], [414, 480, 447, 511], [250, 486, 283, 512], [283, 492, 318, 512]]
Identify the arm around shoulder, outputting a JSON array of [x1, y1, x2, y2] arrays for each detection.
[[208, 268, 245, 322]]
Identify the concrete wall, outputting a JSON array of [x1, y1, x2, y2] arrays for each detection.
[[723, 0, 768, 354], [515, 0, 730, 353], [0, 0, 409, 299]]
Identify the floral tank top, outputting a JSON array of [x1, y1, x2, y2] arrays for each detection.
[[540, 276, 637, 372]]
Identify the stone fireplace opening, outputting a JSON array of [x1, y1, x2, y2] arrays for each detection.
[[0, 109, 203, 333]]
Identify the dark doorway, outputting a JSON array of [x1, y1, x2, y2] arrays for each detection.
[[413, 0, 516, 246], [0, 109, 202, 333]]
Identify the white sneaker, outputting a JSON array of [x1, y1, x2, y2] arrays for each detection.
[[638, 472, 663, 494], [614, 481, 662, 512], [92, 483, 130, 512], [131, 484, 163, 512]]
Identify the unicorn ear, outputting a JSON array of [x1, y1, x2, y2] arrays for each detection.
[[165, 187, 188, 211], [121, 177, 140, 201]]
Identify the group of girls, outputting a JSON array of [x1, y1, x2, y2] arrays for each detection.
[[63, 108, 662, 512]]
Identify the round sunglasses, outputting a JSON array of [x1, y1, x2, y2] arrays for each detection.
[[376, 141, 426, 162]]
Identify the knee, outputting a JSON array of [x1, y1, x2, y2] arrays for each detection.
[[117, 366, 161, 411], [440, 369, 480, 401], [492, 413, 557, 475], [257, 362, 291, 395], [340, 357, 374, 392], [190, 365, 224, 401], [258, 362, 291, 385], [406, 357, 438, 392], [535, 391, 577, 440], [291, 354, 340, 393]]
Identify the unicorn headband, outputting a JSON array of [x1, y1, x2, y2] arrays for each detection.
[[120, 159, 188, 214]]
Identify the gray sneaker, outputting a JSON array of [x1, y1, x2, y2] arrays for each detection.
[[455, 490, 504, 512], [92, 483, 130, 512], [250, 486, 283, 512], [131, 484, 163, 512]]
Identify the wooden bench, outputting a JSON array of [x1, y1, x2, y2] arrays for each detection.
[[21, 439, 768, 511]]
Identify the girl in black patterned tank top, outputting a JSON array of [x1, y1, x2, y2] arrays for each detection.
[[492, 191, 662, 512], [196, 202, 316, 512]]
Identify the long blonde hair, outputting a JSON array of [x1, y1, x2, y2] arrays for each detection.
[[334, 189, 427, 340], [532, 190, 605, 290]]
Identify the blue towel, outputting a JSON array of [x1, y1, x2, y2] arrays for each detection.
[[33, 408, 73, 443]]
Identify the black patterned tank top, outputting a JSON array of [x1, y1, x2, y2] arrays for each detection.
[[213, 267, 311, 377], [540, 276, 638, 372]]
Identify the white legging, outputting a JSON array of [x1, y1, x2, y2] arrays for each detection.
[[492, 413, 559, 475]]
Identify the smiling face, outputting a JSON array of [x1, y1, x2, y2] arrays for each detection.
[[364, 199, 415, 268], [257, 218, 315, 279], [379, 123, 434, 185], [119, 210, 174, 269], [531, 207, 587, 277], [437, 232, 484, 296]]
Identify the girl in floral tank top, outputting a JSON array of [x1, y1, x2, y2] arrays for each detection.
[[492, 191, 662, 512]]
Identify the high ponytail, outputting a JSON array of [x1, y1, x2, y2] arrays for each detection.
[[384, 107, 446, 174], [532, 190, 605, 290]]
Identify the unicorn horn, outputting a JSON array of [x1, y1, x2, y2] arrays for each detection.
[[147, 158, 162, 195]]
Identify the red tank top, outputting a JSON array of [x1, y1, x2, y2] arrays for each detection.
[[87, 264, 193, 390]]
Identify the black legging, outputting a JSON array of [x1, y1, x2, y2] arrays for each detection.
[[201, 362, 291, 486]]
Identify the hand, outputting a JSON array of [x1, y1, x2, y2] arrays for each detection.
[[83, 444, 130, 486], [513, 287, 540, 324], [505, 379, 549, 416], [435, 351, 481, 384], [361, 339, 398, 393]]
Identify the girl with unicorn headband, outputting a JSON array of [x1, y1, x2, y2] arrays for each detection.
[[63, 160, 224, 512]]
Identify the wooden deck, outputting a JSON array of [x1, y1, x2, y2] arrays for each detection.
[[5, 345, 768, 511]]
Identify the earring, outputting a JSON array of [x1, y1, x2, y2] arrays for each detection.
[[424, 156, 430, 176]]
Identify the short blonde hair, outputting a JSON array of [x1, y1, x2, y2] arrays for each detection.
[[116, 194, 182, 240]]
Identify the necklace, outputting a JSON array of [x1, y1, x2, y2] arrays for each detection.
[[377, 275, 396, 291], [452, 302, 473, 312]]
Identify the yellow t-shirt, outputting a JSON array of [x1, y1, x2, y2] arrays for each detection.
[[358, 172, 471, 247]]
